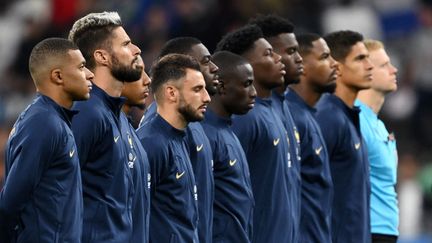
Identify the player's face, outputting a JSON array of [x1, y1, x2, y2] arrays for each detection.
[[303, 38, 338, 94], [62, 49, 93, 101], [338, 41, 373, 91], [178, 69, 211, 122], [368, 48, 398, 94], [222, 63, 256, 115], [109, 27, 143, 82], [245, 38, 286, 89], [270, 33, 303, 85], [189, 43, 219, 96], [122, 69, 151, 109]]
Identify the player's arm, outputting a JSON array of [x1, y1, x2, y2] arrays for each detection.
[[0, 115, 58, 234]]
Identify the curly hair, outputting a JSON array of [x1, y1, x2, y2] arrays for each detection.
[[215, 24, 263, 55], [249, 14, 294, 38]]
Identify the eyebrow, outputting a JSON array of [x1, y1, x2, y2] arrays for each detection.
[[355, 53, 368, 61]]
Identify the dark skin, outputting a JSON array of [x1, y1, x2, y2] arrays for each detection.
[[267, 33, 303, 95], [188, 43, 220, 96], [209, 63, 256, 118], [291, 38, 338, 107], [243, 38, 285, 98]]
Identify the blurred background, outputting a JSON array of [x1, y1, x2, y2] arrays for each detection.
[[0, 0, 431, 241]]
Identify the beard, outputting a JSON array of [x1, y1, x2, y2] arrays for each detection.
[[316, 81, 337, 94], [178, 96, 203, 123], [111, 55, 143, 82]]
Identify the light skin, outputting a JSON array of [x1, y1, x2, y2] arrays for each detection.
[[335, 41, 373, 107], [157, 68, 211, 129], [210, 63, 257, 117], [292, 38, 338, 107], [357, 48, 398, 114], [189, 43, 220, 96], [91, 26, 142, 97], [243, 38, 286, 98], [37, 49, 94, 108]]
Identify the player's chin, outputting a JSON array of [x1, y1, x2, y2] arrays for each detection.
[[75, 93, 90, 101]]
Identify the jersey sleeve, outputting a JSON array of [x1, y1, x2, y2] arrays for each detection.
[[0, 113, 60, 234]]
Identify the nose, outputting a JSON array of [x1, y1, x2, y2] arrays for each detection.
[[132, 43, 141, 56], [294, 52, 303, 63], [250, 84, 257, 98], [202, 89, 211, 104], [365, 57, 373, 71], [142, 72, 151, 86], [85, 67, 94, 81], [210, 60, 219, 74], [273, 52, 282, 63], [390, 63, 398, 75], [330, 55, 337, 68]]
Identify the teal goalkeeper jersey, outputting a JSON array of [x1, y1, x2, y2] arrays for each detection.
[[356, 99, 399, 236]]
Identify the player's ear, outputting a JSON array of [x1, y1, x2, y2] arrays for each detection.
[[50, 68, 63, 85], [165, 83, 178, 103], [94, 49, 109, 66]]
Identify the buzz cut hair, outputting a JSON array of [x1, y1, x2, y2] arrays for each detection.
[[29, 37, 79, 84], [215, 24, 264, 55], [297, 33, 322, 56], [324, 30, 364, 63], [158, 37, 202, 58], [68, 11, 122, 69], [363, 39, 384, 52], [249, 14, 294, 38], [150, 54, 201, 100], [212, 51, 249, 80]]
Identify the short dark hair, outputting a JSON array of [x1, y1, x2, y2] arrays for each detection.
[[159, 37, 202, 58], [212, 51, 249, 80], [215, 24, 263, 55], [151, 54, 201, 95], [297, 33, 321, 56], [29, 38, 78, 82], [68, 12, 122, 69], [324, 30, 363, 62], [249, 14, 294, 38]]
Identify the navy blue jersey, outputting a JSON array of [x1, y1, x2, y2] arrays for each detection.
[[286, 89, 333, 243], [185, 122, 214, 243], [137, 114, 199, 243], [72, 85, 135, 242], [271, 91, 302, 242], [232, 97, 294, 243], [202, 109, 254, 243], [0, 95, 82, 243], [120, 113, 151, 243], [138, 101, 157, 127], [315, 94, 371, 243], [139, 102, 214, 243]]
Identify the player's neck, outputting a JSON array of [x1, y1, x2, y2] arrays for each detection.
[[290, 82, 321, 107], [158, 105, 188, 130], [334, 83, 358, 108], [209, 97, 230, 118], [357, 89, 385, 114], [92, 68, 124, 97]]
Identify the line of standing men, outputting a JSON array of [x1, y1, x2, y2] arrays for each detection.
[[0, 10, 399, 243]]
